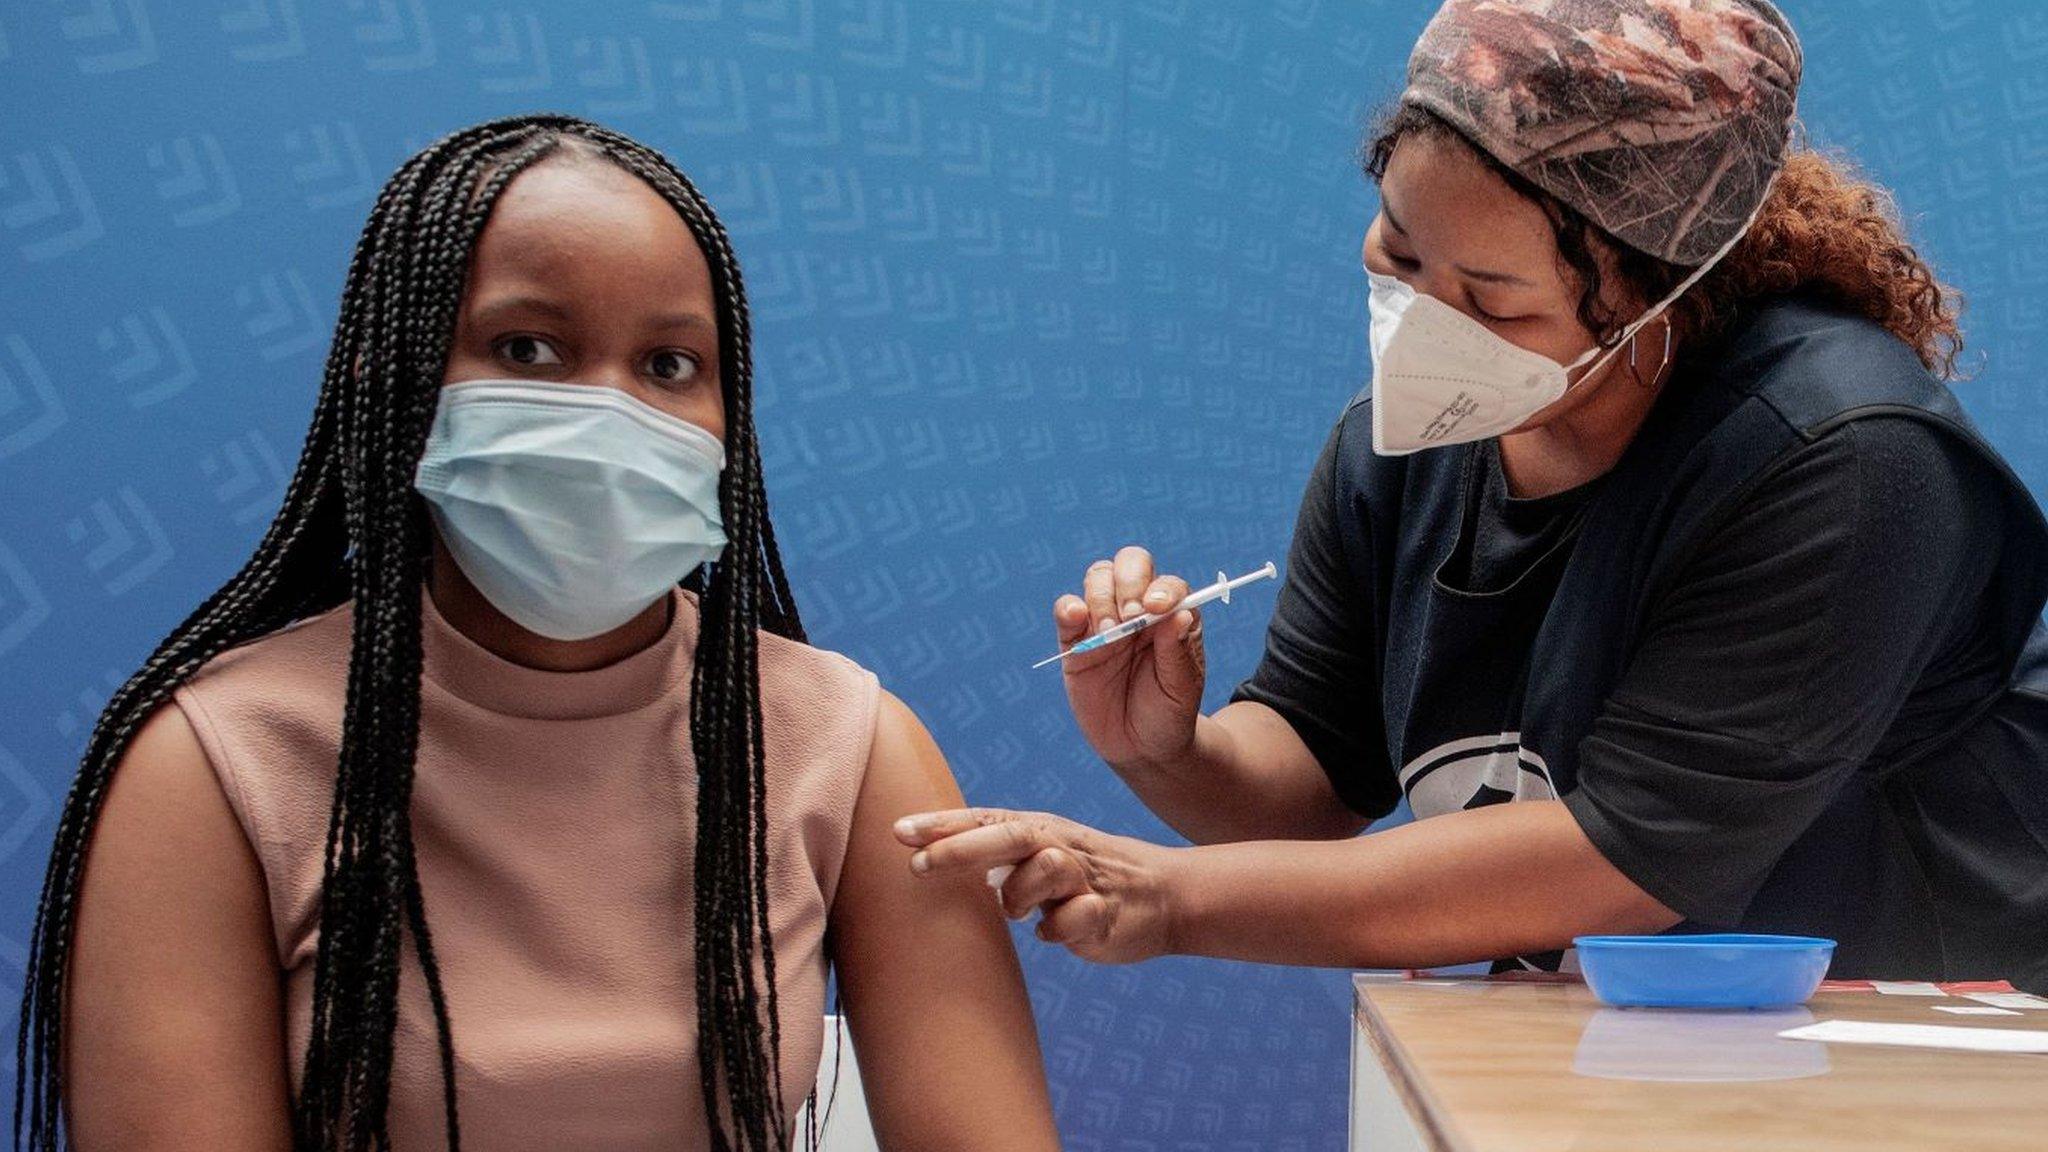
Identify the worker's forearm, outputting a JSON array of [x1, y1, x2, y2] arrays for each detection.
[[1101, 710, 1252, 843], [1106, 703, 1365, 844], [1162, 800, 1682, 968]]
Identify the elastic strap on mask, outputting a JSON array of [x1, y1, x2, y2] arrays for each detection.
[[1563, 171, 1781, 380]]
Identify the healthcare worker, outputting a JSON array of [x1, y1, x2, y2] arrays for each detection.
[[897, 0, 2048, 990]]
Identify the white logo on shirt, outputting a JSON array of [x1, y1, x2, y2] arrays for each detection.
[[1399, 732, 1556, 820]]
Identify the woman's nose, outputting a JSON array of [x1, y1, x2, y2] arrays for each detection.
[[580, 364, 644, 398]]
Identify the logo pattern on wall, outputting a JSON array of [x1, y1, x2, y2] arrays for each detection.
[[3, 3, 2044, 1147]]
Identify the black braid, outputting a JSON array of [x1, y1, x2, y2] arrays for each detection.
[[14, 113, 808, 1152]]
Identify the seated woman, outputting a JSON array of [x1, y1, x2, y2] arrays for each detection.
[[17, 114, 1060, 1152]]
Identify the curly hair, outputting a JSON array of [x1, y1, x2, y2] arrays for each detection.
[[1364, 103, 1967, 379]]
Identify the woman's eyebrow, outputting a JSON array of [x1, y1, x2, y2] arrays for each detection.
[[467, 295, 714, 333], [468, 294, 572, 325], [1381, 195, 1537, 288], [647, 311, 714, 333], [1457, 263, 1535, 287], [1383, 197, 1411, 236]]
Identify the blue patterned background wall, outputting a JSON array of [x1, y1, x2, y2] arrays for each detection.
[[2, 2, 2043, 1147]]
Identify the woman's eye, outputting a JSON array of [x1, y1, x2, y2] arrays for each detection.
[[647, 349, 701, 385], [495, 335, 562, 366], [1471, 301, 1521, 324]]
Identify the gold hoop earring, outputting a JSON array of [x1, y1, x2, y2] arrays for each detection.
[[1630, 320, 1673, 389]]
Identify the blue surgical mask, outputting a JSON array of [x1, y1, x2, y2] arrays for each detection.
[[413, 379, 727, 641]]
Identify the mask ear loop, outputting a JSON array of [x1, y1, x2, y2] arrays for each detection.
[[1571, 168, 1779, 392]]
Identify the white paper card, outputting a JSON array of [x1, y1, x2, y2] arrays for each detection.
[[1869, 981, 1947, 997], [1779, 1020, 2048, 1054], [1935, 1005, 2022, 1017], [1963, 992, 2048, 1011]]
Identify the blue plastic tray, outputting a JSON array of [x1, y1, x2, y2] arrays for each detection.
[[1573, 934, 1836, 1009]]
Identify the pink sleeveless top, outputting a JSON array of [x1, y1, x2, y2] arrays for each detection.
[[172, 586, 880, 1150]]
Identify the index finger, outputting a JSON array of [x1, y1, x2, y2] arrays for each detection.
[[910, 820, 1051, 876], [1053, 594, 1090, 644], [892, 807, 1022, 847]]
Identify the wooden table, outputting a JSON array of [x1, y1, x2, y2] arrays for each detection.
[[1349, 973, 2048, 1151]]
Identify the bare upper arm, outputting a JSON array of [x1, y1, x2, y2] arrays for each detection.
[[827, 690, 1059, 1152], [62, 699, 292, 1151]]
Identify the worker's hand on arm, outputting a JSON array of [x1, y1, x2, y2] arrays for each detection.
[[898, 800, 1679, 969], [894, 808, 1182, 965]]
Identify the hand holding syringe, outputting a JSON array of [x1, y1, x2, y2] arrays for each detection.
[[1034, 560, 1277, 669], [987, 557, 1279, 894]]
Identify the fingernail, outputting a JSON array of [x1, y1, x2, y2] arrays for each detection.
[[893, 817, 916, 839], [1122, 600, 1143, 619], [910, 851, 930, 874]]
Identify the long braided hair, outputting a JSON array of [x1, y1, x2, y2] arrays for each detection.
[[13, 113, 811, 1151]]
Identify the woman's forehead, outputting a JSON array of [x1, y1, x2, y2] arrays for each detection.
[[471, 158, 711, 292], [1383, 132, 1563, 285]]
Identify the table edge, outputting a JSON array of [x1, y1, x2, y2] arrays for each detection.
[[1353, 981, 1470, 1152]]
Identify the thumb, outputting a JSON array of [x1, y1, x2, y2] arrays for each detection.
[[1148, 608, 1205, 710]]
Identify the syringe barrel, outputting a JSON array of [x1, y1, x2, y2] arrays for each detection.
[[1100, 614, 1159, 641]]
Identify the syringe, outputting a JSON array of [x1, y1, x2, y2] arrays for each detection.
[[1032, 560, 1278, 670]]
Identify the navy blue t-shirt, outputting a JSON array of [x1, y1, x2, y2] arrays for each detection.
[[1233, 386, 2032, 974]]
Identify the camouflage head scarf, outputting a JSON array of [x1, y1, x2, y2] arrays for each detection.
[[1402, 0, 1802, 266]]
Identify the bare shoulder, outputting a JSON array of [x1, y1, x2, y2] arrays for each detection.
[[859, 688, 959, 813], [836, 688, 966, 911], [65, 698, 291, 1147], [79, 698, 271, 957], [832, 686, 991, 940], [103, 700, 238, 846]]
